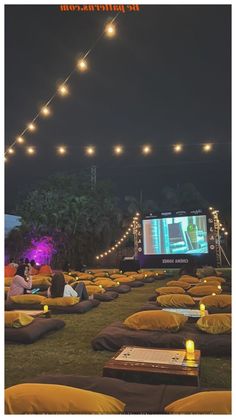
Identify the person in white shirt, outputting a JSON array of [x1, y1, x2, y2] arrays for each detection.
[[47, 272, 89, 300]]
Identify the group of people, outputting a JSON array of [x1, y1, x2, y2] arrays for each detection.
[[7, 263, 89, 302]]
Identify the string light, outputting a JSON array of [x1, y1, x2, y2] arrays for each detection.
[[77, 59, 88, 72], [203, 143, 213, 152], [105, 23, 116, 37], [142, 145, 152, 155], [4, 157, 8, 162], [26, 146, 35, 155], [17, 136, 25, 144], [41, 106, 51, 117], [57, 146, 67, 155], [224, 232, 228, 236], [28, 122, 36, 132], [58, 84, 69, 96], [85, 146, 95, 156], [8, 148, 15, 154], [114, 145, 123, 155], [174, 144, 183, 153], [95, 212, 140, 259]]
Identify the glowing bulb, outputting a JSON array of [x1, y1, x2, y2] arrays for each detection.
[[115, 244, 118, 247], [28, 122, 36, 131], [26, 146, 35, 155], [212, 293, 216, 296], [136, 212, 140, 216], [128, 228, 131, 231], [112, 247, 115, 250], [76, 276, 79, 280], [217, 285, 222, 290], [105, 23, 116, 37], [8, 148, 15, 154], [203, 143, 213, 152], [108, 250, 111, 253], [96, 256, 99, 259], [17, 136, 24, 144], [41, 106, 50, 116], [100, 255, 104, 258], [77, 59, 88, 72], [222, 227, 225, 231], [85, 146, 95, 156], [118, 241, 121, 244], [209, 207, 213, 211], [114, 145, 123, 155], [58, 84, 69, 96], [121, 238, 124, 242], [104, 252, 108, 256], [174, 144, 183, 153], [142, 145, 152, 155], [224, 232, 228, 236], [57, 146, 66, 155]]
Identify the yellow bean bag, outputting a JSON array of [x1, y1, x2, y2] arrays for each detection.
[[5, 277, 13, 287], [94, 278, 117, 288], [166, 280, 191, 290], [200, 294, 231, 309], [110, 274, 127, 279], [123, 271, 138, 276], [201, 276, 226, 284], [86, 285, 105, 295], [156, 286, 185, 295], [188, 285, 222, 297], [179, 275, 200, 284]]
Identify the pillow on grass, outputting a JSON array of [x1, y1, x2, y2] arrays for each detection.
[[94, 278, 117, 288], [86, 285, 105, 295], [157, 294, 195, 308], [41, 297, 80, 306], [164, 391, 231, 414], [123, 271, 138, 276], [196, 313, 231, 334], [188, 285, 221, 297], [179, 275, 200, 284], [93, 272, 108, 278], [10, 294, 46, 305], [38, 265, 53, 275], [4, 265, 16, 277], [5, 311, 34, 328], [156, 286, 185, 295], [5, 383, 125, 414], [132, 273, 145, 280], [200, 294, 231, 308], [124, 310, 188, 331], [166, 280, 191, 290], [77, 273, 94, 281], [110, 274, 126, 279], [32, 277, 51, 288], [201, 275, 226, 284], [199, 280, 222, 287]]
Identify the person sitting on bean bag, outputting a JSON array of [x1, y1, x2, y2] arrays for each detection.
[[7, 265, 32, 301], [47, 273, 89, 300]]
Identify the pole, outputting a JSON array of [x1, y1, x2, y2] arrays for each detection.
[[91, 165, 97, 191]]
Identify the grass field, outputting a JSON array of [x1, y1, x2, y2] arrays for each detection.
[[5, 277, 231, 389]]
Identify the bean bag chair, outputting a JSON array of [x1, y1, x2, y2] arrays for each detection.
[[107, 284, 131, 294], [38, 265, 53, 275], [4, 265, 17, 277], [94, 291, 119, 302], [5, 318, 65, 344]]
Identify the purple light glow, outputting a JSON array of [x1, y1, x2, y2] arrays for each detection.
[[23, 236, 56, 265]]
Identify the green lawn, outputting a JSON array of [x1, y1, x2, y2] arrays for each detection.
[[5, 278, 231, 389]]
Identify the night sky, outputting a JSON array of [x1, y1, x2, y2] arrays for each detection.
[[5, 5, 231, 214]]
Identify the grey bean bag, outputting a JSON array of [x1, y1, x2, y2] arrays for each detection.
[[5, 299, 100, 314], [91, 321, 231, 356], [107, 285, 131, 294], [94, 291, 119, 302], [5, 318, 65, 344]]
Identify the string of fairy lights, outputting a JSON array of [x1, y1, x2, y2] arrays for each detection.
[[95, 207, 229, 261], [95, 212, 140, 260], [4, 15, 226, 163], [208, 207, 229, 236], [5, 15, 119, 163]]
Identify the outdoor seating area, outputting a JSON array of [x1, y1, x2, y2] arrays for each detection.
[[5, 267, 231, 414]]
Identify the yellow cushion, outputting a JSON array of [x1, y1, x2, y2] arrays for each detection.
[[94, 278, 116, 288], [41, 297, 80, 306], [157, 286, 185, 295], [179, 275, 200, 284], [124, 310, 188, 331], [5, 383, 125, 414], [188, 285, 221, 297], [4, 277, 13, 287], [114, 276, 135, 283], [110, 274, 126, 279], [200, 294, 231, 308], [157, 294, 195, 307], [123, 271, 138, 276], [5, 311, 34, 328], [77, 273, 94, 281], [202, 275, 226, 284], [141, 271, 155, 278], [63, 274, 76, 283], [10, 294, 46, 305], [167, 280, 191, 290], [86, 285, 105, 295], [196, 313, 231, 334], [132, 273, 145, 280], [164, 391, 231, 414], [32, 277, 51, 287], [199, 280, 222, 287], [93, 272, 108, 278]]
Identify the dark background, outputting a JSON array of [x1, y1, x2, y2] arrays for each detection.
[[5, 5, 231, 215]]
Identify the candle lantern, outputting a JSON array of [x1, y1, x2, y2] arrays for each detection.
[[200, 303, 205, 316], [43, 305, 48, 313], [185, 340, 195, 360]]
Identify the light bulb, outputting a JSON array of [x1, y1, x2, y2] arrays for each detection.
[[105, 23, 116, 37], [58, 84, 69, 96], [77, 59, 88, 72]]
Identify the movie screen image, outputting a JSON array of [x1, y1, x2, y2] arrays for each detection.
[[143, 215, 209, 255]]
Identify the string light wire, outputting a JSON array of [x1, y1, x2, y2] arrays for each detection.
[[5, 13, 120, 158]]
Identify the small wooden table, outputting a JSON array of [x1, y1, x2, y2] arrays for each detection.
[[12, 309, 51, 318], [103, 346, 201, 386]]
